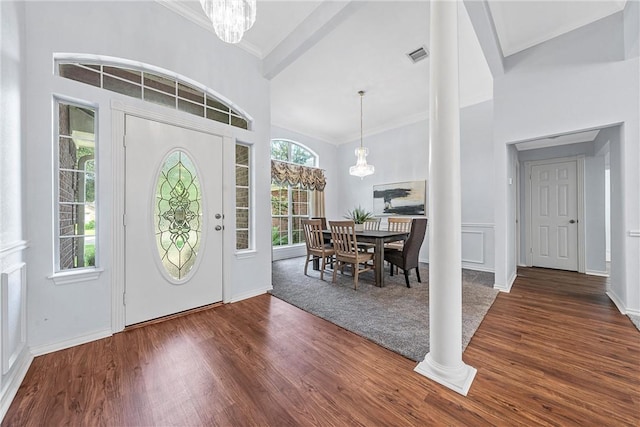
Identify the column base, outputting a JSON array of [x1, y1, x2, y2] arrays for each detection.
[[414, 353, 477, 396]]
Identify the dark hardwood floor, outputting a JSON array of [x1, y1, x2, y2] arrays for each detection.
[[3, 268, 639, 426]]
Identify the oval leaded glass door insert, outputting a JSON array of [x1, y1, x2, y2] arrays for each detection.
[[155, 150, 202, 280]]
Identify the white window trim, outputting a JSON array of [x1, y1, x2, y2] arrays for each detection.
[[235, 142, 253, 252], [52, 95, 101, 279]]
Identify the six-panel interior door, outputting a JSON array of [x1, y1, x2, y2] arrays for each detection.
[[124, 115, 223, 326], [530, 160, 578, 271]]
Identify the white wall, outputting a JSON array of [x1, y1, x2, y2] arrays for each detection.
[[0, 1, 24, 247], [494, 11, 639, 312], [0, 1, 31, 418], [460, 101, 496, 272], [23, 1, 272, 349], [625, 0, 640, 59], [336, 100, 496, 272]]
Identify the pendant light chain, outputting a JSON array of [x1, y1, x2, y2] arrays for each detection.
[[360, 90, 364, 148]]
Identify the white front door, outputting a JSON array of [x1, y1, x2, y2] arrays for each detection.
[[124, 115, 223, 326], [530, 160, 578, 271]]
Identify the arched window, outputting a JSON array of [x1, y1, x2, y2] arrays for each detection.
[[270, 139, 317, 167], [270, 140, 318, 247]]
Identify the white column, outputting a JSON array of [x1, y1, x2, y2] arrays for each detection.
[[414, 0, 477, 396]]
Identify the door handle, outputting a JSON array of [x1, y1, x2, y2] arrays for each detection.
[[569, 219, 577, 224], [215, 225, 223, 231]]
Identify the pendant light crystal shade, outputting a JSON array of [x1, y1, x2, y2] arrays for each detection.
[[349, 147, 375, 178], [349, 91, 375, 178], [200, 0, 257, 44]]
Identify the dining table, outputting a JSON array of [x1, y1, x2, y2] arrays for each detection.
[[318, 229, 409, 287]]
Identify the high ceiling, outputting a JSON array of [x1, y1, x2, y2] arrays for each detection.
[[162, 0, 627, 144]]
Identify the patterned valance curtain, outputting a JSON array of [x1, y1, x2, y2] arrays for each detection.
[[271, 159, 326, 191]]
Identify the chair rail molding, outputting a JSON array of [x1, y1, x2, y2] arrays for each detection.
[[461, 223, 495, 228], [0, 241, 28, 258]]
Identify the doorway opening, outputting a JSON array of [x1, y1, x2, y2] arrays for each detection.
[[514, 125, 616, 277]]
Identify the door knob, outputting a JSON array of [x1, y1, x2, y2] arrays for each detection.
[[215, 213, 222, 219], [569, 219, 577, 224], [215, 225, 222, 231]]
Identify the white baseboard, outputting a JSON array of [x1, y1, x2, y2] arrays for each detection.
[[461, 262, 495, 273], [606, 290, 627, 315], [30, 328, 113, 357], [419, 259, 495, 273], [0, 349, 33, 421], [494, 271, 517, 293], [228, 286, 272, 303], [586, 270, 609, 277]]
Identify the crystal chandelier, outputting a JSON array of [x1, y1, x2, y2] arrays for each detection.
[[200, 0, 257, 44], [349, 91, 375, 178]]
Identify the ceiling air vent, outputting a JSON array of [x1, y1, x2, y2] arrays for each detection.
[[407, 46, 429, 64]]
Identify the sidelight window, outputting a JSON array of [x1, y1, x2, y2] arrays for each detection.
[[236, 144, 251, 250], [55, 100, 98, 271]]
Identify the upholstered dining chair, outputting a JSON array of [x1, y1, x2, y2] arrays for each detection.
[[329, 220, 375, 290], [302, 219, 334, 280], [384, 218, 428, 287], [385, 217, 414, 273]]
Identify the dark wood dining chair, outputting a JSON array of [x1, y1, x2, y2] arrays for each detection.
[[329, 220, 375, 290], [383, 218, 428, 287], [302, 219, 334, 280]]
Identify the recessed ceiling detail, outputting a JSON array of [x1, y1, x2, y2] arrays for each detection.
[[488, 0, 627, 57]]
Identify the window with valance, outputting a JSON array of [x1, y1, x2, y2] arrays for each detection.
[[270, 140, 325, 247], [270, 160, 326, 191]]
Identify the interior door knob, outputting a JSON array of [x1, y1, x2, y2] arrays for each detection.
[[569, 219, 577, 224], [215, 225, 222, 231]]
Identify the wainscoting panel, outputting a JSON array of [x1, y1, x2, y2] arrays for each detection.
[[1, 263, 26, 375], [461, 224, 495, 273], [461, 231, 484, 264], [0, 242, 32, 421]]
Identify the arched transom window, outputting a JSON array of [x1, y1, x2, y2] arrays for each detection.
[[56, 58, 251, 130]]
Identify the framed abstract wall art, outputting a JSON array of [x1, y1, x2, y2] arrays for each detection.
[[372, 180, 426, 216]]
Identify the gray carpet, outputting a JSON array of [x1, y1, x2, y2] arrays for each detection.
[[628, 314, 640, 332], [271, 257, 499, 362]]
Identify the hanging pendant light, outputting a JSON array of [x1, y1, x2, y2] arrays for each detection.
[[349, 90, 375, 178], [200, 0, 257, 44]]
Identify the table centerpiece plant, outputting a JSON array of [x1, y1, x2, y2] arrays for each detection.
[[344, 205, 374, 231]]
